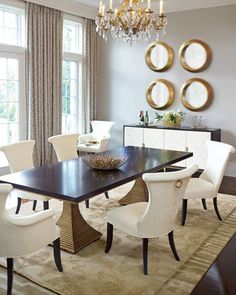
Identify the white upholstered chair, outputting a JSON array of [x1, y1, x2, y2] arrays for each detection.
[[105, 165, 198, 275], [77, 120, 114, 153], [48, 133, 79, 162], [0, 183, 63, 295], [0, 140, 50, 214], [182, 141, 235, 226]]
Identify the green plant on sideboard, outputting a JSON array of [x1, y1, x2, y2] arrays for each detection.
[[155, 110, 185, 127]]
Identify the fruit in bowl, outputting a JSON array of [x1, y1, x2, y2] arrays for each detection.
[[82, 154, 128, 170]]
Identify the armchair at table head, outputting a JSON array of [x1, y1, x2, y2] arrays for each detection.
[[0, 183, 63, 295], [0, 140, 51, 214], [48, 133, 79, 162], [78, 121, 114, 153], [182, 140, 235, 225], [105, 164, 198, 275]]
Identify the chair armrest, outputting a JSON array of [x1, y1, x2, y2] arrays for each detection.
[[79, 133, 93, 143], [5, 209, 56, 227], [96, 138, 110, 152]]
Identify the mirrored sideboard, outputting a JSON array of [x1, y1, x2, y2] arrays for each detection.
[[123, 125, 221, 169]]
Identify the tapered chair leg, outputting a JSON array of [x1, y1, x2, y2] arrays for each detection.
[[85, 199, 89, 208], [104, 191, 109, 199], [7, 258, 13, 295], [168, 231, 180, 261], [213, 197, 222, 221], [32, 200, 37, 211], [182, 199, 188, 226], [15, 197, 22, 214], [43, 201, 49, 210], [105, 223, 113, 253], [201, 199, 207, 210], [143, 238, 148, 275], [53, 238, 63, 272]]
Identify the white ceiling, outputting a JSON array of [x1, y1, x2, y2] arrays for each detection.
[[28, 0, 236, 20], [74, 0, 236, 12]]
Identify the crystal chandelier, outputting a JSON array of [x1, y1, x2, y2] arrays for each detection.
[[95, 0, 167, 46]]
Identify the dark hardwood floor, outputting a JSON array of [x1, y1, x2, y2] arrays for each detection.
[[191, 176, 236, 295], [219, 176, 236, 195]]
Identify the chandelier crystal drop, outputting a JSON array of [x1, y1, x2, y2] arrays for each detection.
[[95, 0, 167, 46]]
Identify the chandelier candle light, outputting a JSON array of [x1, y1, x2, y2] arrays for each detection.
[[95, 0, 167, 45]]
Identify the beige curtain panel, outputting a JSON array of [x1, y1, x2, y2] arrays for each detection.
[[27, 2, 63, 166], [84, 19, 98, 133]]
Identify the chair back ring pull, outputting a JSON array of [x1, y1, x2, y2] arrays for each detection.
[[175, 180, 183, 189]]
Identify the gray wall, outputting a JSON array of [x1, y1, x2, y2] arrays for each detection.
[[97, 5, 236, 176]]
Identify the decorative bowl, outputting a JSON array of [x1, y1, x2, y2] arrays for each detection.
[[161, 119, 181, 128], [82, 154, 128, 170]]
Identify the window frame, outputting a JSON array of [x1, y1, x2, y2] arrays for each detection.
[[0, 1, 25, 48], [0, 1, 26, 172], [62, 15, 85, 134]]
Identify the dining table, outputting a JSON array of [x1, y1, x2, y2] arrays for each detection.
[[0, 146, 193, 254]]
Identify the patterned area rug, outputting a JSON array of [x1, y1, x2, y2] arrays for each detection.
[[0, 182, 236, 295]]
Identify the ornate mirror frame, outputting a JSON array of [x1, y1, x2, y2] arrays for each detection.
[[145, 41, 174, 72], [179, 39, 212, 73], [146, 79, 175, 110], [180, 78, 213, 112]]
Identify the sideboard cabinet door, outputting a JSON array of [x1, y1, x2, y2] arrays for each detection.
[[164, 130, 187, 167], [186, 131, 211, 169], [144, 129, 165, 149], [124, 127, 143, 147]]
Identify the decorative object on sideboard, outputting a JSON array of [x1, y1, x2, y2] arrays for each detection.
[[144, 111, 149, 126], [179, 39, 212, 72], [95, 0, 167, 46], [139, 110, 145, 125], [155, 110, 185, 127], [192, 115, 205, 128], [145, 41, 174, 72], [180, 78, 213, 112], [82, 153, 128, 170], [146, 79, 175, 110]]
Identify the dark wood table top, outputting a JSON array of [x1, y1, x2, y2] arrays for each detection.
[[0, 146, 192, 203]]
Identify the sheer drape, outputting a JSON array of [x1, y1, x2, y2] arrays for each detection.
[[83, 19, 98, 133], [27, 2, 63, 166]]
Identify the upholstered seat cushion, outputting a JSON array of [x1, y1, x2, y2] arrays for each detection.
[[77, 142, 103, 153], [184, 178, 217, 200], [107, 202, 147, 238]]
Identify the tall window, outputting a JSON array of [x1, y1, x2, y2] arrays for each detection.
[[0, 3, 25, 168], [62, 17, 83, 134]]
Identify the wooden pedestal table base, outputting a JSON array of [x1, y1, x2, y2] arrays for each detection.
[[57, 201, 102, 254], [118, 177, 149, 205]]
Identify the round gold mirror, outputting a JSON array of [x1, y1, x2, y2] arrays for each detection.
[[146, 79, 175, 110], [180, 78, 213, 111], [179, 39, 212, 72], [145, 41, 174, 72]]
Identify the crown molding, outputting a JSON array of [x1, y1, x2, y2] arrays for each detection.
[[25, 0, 97, 19]]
